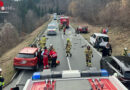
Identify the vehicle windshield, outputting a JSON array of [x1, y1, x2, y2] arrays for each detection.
[[99, 37, 109, 42], [48, 26, 56, 29], [17, 53, 35, 58], [124, 71, 130, 78]]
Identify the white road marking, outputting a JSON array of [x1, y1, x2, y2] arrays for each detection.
[[16, 70, 25, 86], [67, 57, 72, 70], [62, 34, 64, 39]]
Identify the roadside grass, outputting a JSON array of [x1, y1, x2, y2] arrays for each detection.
[[70, 18, 130, 56], [0, 18, 51, 84]]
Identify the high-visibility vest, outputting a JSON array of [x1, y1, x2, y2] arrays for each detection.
[[0, 76, 4, 86]]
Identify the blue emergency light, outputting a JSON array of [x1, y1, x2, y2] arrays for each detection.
[[101, 69, 109, 77], [32, 72, 40, 80]]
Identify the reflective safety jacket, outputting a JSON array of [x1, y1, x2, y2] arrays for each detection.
[[49, 50, 57, 58], [84, 49, 92, 60], [40, 37, 46, 44], [122, 50, 128, 56], [66, 41, 72, 52], [0, 76, 4, 87]]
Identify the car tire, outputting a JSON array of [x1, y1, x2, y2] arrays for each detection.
[[14, 67, 18, 71]]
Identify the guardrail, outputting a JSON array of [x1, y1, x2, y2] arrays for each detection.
[[3, 17, 51, 88]]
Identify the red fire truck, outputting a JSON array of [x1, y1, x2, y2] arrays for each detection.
[[13, 47, 39, 70], [11, 69, 128, 90], [59, 16, 69, 29]]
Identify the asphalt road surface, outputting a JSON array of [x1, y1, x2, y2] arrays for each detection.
[[4, 20, 102, 90]]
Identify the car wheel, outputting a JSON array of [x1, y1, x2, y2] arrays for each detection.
[[14, 67, 18, 71]]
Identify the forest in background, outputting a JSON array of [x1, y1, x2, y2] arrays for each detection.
[[68, 0, 130, 28], [0, 0, 130, 56]]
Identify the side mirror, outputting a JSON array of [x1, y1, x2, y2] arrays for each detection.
[[11, 87, 19, 90]]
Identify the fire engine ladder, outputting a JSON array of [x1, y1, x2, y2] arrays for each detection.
[[89, 78, 104, 90], [44, 79, 55, 90]]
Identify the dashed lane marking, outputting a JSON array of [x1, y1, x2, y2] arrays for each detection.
[[70, 25, 102, 57], [67, 57, 72, 70], [62, 34, 64, 39]]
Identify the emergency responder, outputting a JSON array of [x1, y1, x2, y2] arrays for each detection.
[[39, 35, 47, 49], [66, 38, 72, 57], [101, 43, 112, 57], [49, 49, 57, 67], [63, 26, 66, 35], [49, 44, 55, 51], [122, 48, 128, 56], [0, 68, 4, 90], [43, 47, 49, 69], [95, 37, 101, 50], [41, 49, 44, 63], [38, 48, 42, 66], [84, 46, 93, 67], [48, 44, 55, 66]]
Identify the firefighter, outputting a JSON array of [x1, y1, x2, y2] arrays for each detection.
[[95, 37, 101, 50], [49, 49, 57, 67], [84, 46, 93, 67], [63, 26, 66, 35], [101, 43, 112, 57], [43, 47, 49, 69], [49, 44, 55, 51], [66, 38, 72, 57], [122, 48, 128, 56], [39, 35, 47, 49], [0, 68, 4, 90]]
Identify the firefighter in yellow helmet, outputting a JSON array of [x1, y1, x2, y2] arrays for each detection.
[[84, 45, 93, 67], [39, 35, 47, 49], [122, 48, 128, 56], [66, 38, 72, 57]]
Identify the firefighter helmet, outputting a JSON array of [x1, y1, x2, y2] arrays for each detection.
[[124, 48, 128, 51]]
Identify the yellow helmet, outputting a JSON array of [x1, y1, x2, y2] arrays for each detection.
[[67, 38, 70, 41]]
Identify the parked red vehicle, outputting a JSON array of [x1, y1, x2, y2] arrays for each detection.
[[13, 47, 39, 70], [76, 26, 88, 33]]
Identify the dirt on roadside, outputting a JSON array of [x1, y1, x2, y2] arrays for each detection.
[[70, 17, 130, 56], [0, 18, 51, 84]]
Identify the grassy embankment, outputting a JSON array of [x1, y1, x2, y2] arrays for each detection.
[[0, 18, 51, 84], [70, 18, 130, 56]]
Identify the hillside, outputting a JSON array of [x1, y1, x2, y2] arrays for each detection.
[[71, 17, 130, 56], [0, 18, 51, 84]]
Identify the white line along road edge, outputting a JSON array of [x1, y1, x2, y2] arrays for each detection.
[[15, 70, 25, 86]]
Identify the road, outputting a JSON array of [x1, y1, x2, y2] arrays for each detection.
[[4, 20, 102, 90]]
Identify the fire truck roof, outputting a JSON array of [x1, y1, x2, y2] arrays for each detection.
[[19, 47, 38, 54]]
